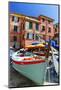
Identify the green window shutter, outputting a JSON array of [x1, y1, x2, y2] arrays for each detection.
[[29, 22, 32, 29], [36, 23, 38, 30]]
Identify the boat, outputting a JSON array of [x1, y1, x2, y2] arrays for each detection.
[[51, 47, 59, 75], [12, 49, 47, 85]]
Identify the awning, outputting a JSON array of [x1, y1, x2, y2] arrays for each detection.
[[25, 45, 35, 48], [25, 43, 45, 49], [36, 44, 45, 48]]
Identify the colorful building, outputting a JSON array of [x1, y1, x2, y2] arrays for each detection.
[[9, 13, 54, 49], [53, 23, 59, 45], [38, 15, 54, 40]]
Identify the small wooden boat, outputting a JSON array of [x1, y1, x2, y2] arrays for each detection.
[[12, 49, 47, 85]]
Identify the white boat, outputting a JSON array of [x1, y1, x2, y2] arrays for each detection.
[[12, 49, 47, 85], [51, 47, 59, 75]]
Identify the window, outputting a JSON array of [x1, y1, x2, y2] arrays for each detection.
[[12, 16, 19, 22], [56, 25, 58, 28], [14, 17, 19, 22], [48, 27, 51, 32], [35, 34, 39, 40], [36, 23, 38, 30], [17, 17, 19, 22], [48, 20, 51, 24], [25, 21, 29, 29], [55, 28, 57, 32], [27, 33, 33, 39], [14, 36, 17, 41], [29, 22, 32, 29], [42, 26, 45, 31], [29, 33, 32, 39], [42, 18, 45, 22], [27, 33, 29, 39], [12, 16, 14, 21], [33, 34, 34, 39], [14, 26, 18, 32]]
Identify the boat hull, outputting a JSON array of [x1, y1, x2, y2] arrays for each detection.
[[12, 61, 47, 85]]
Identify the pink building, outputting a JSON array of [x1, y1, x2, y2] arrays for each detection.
[[38, 15, 54, 40]]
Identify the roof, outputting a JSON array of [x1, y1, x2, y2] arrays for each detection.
[[10, 13, 54, 22], [10, 13, 25, 18], [10, 13, 39, 23], [39, 15, 54, 21]]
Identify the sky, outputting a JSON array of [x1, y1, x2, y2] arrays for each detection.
[[9, 2, 59, 23]]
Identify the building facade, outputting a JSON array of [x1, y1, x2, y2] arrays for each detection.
[[53, 23, 59, 45], [38, 15, 54, 40], [9, 13, 54, 49]]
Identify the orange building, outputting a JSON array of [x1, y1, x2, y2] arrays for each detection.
[[9, 13, 54, 49]]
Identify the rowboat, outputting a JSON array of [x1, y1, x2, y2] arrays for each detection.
[[12, 49, 47, 85]]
